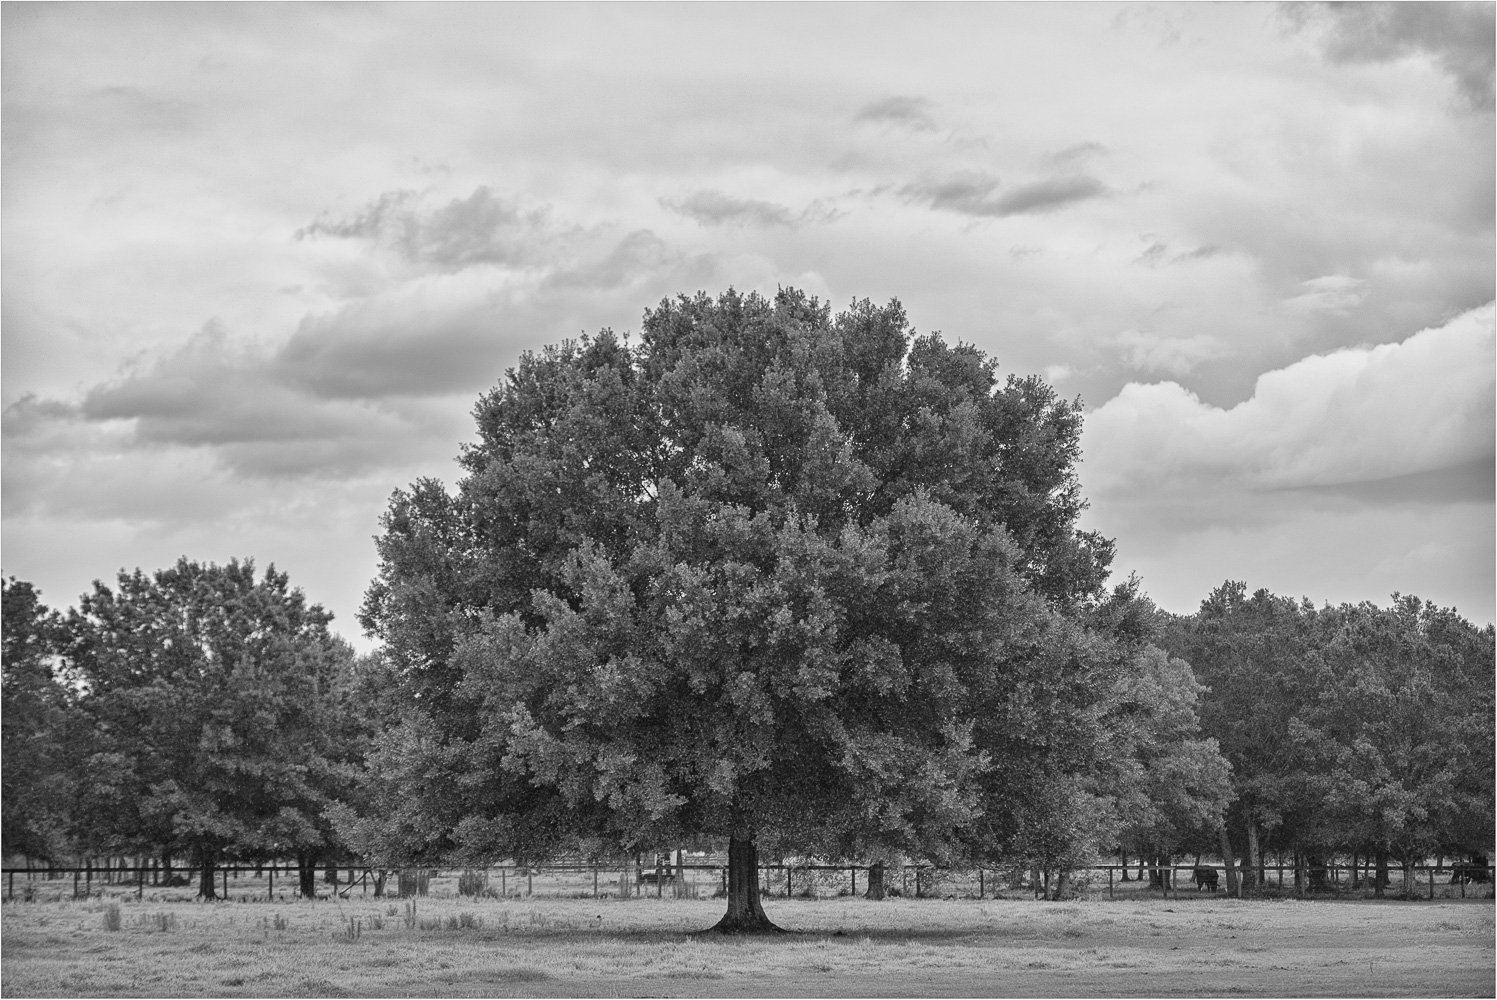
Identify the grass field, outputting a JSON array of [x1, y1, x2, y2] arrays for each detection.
[[3, 889, 1492, 997]]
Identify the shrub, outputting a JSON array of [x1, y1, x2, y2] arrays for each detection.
[[141, 912, 178, 933], [458, 870, 489, 897]]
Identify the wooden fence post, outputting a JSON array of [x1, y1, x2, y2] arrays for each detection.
[[269, 868, 274, 900], [979, 869, 984, 899]]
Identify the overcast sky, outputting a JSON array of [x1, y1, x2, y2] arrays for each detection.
[[4, 3, 1493, 648]]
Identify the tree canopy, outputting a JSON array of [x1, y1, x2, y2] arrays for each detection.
[[63, 558, 357, 897], [352, 288, 1124, 929]]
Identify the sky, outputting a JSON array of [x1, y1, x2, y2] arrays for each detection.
[[3, 2, 1493, 650]]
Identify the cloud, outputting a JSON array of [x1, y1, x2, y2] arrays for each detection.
[[1083, 302, 1496, 502], [1281, 274, 1368, 314], [1112, 330, 1220, 376], [1286, 1, 1496, 111], [74, 321, 451, 479], [993, 175, 1108, 215], [663, 190, 796, 228], [4, 222, 730, 490], [902, 172, 1108, 217], [854, 95, 939, 131], [1134, 239, 1222, 267], [1049, 141, 1108, 166], [272, 272, 532, 400], [297, 187, 553, 271]]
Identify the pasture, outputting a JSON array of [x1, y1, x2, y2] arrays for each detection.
[[3, 887, 1493, 997]]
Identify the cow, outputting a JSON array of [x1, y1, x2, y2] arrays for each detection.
[[1450, 863, 1493, 884], [1193, 866, 1219, 892]]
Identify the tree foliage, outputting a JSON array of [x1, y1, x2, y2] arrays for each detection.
[[1163, 581, 1495, 887], [63, 559, 356, 894], [351, 288, 1121, 928], [2, 578, 74, 859]]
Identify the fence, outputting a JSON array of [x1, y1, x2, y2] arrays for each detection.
[[4, 861, 1492, 904]]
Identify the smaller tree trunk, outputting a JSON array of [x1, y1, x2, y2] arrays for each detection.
[[197, 854, 217, 901], [1218, 826, 1240, 897], [1245, 819, 1260, 889], [298, 854, 318, 900], [1374, 847, 1389, 899], [864, 861, 886, 901]]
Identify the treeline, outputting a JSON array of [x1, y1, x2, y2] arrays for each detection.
[[5, 558, 1490, 899], [1158, 582, 1494, 894]]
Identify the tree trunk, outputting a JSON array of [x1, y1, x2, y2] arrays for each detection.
[[1400, 854, 1414, 900], [864, 861, 886, 901], [1119, 848, 1131, 881], [1053, 869, 1070, 900], [1218, 826, 1240, 897], [704, 833, 782, 934], [298, 854, 318, 900], [1244, 820, 1260, 889], [1293, 850, 1304, 897], [1374, 847, 1389, 898], [161, 853, 172, 886], [373, 871, 386, 898], [197, 854, 217, 900]]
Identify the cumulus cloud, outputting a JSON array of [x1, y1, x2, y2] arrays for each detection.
[[3, 221, 729, 491], [1286, 1, 1496, 112], [854, 95, 939, 131], [1134, 239, 1222, 267], [902, 171, 1108, 217], [74, 321, 451, 479], [1281, 274, 1368, 314], [1112, 330, 1220, 376], [663, 190, 796, 228], [297, 187, 554, 271], [1083, 302, 1496, 502]]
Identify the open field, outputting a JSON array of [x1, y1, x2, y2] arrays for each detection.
[[3, 892, 1492, 998]]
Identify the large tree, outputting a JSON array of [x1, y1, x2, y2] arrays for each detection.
[[65, 558, 356, 897], [355, 289, 1118, 930]]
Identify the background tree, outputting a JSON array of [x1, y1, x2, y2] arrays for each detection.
[[1292, 596, 1495, 897], [1161, 583, 1324, 888], [65, 558, 355, 898], [1, 578, 75, 861], [354, 288, 1119, 931], [1104, 644, 1232, 887]]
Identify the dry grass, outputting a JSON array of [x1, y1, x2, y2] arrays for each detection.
[[3, 889, 1492, 997]]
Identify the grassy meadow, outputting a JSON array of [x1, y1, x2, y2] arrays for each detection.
[[2, 881, 1493, 998]]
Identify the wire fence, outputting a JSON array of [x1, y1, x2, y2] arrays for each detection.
[[4, 861, 1492, 904]]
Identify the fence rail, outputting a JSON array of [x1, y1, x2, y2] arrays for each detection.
[[4, 861, 1492, 903]]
